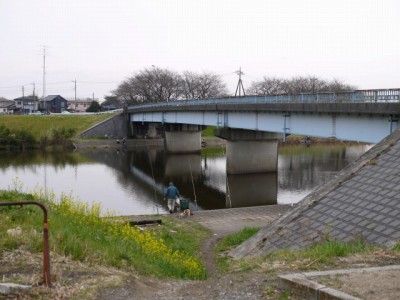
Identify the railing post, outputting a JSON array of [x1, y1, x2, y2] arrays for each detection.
[[0, 201, 51, 287]]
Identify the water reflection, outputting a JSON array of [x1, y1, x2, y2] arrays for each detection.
[[227, 173, 277, 207], [0, 144, 372, 215]]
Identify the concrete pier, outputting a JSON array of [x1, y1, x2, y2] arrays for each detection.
[[215, 128, 281, 174], [164, 124, 205, 153], [164, 131, 202, 153]]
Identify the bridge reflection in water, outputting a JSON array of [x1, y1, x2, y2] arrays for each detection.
[[227, 173, 277, 208], [128, 149, 278, 210], [0, 144, 371, 215]]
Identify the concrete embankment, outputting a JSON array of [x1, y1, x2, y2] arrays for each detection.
[[230, 128, 400, 259]]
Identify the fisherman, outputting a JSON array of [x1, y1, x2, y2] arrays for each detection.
[[164, 182, 180, 213]]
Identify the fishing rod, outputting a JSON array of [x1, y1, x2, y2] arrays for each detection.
[[222, 146, 232, 208], [187, 158, 199, 210], [147, 145, 161, 214]]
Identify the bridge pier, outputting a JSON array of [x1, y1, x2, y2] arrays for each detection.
[[164, 124, 206, 153], [215, 128, 281, 174]]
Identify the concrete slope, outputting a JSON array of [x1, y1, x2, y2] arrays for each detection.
[[230, 129, 400, 259]]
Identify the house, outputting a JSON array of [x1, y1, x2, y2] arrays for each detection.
[[0, 99, 16, 114], [40, 95, 68, 113], [13, 96, 39, 114], [66, 98, 97, 112]]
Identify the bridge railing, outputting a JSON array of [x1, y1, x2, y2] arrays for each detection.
[[128, 89, 400, 110]]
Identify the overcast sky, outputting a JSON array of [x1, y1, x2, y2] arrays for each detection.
[[0, 0, 399, 102]]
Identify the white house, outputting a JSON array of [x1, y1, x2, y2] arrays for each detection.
[[13, 96, 39, 114], [0, 99, 16, 114]]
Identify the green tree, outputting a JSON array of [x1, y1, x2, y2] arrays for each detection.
[[86, 101, 101, 112]]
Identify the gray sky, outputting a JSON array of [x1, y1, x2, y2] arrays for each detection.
[[1, 0, 399, 102]]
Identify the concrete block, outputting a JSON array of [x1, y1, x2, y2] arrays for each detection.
[[279, 274, 323, 300], [0, 283, 31, 295], [319, 287, 361, 300]]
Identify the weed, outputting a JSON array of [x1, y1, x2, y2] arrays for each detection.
[[216, 227, 260, 253], [0, 188, 208, 280]]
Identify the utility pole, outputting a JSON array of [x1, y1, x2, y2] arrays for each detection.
[[22, 85, 25, 113], [32, 82, 36, 112], [234, 67, 246, 97], [42, 46, 48, 111], [74, 79, 77, 111]]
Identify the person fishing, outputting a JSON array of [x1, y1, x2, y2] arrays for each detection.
[[164, 182, 180, 213]]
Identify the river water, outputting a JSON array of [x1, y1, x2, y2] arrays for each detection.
[[0, 144, 372, 216]]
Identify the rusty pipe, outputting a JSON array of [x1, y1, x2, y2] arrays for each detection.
[[0, 201, 51, 288]]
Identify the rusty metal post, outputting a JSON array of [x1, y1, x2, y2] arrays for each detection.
[[0, 201, 51, 287]]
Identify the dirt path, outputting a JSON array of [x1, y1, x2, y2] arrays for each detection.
[[201, 234, 220, 277]]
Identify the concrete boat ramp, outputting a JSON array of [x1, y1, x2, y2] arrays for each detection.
[[125, 204, 291, 236]]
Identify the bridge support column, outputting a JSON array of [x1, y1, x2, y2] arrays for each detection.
[[215, 128, 281, 174], [164, 124, 206, 153]]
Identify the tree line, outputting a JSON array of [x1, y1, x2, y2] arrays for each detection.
[[105, 66, 356, 106]]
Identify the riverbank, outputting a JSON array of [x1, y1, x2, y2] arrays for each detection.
[[2, 200, 399, 299], [73, 137, 226, 150], [73, 135, 362, 150]]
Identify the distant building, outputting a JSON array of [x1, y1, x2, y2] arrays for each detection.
[[40, 95, 68, 113], [0, 99, 16, 114], [13, 96, 39, 114], [101, 103, 122, 111], [66, 98, 99, 112]]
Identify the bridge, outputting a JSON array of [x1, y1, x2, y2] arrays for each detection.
[[127, 89, 400, 174]]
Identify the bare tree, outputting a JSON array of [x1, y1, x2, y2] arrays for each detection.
[[247, 75, 356, 95], [112, 67, 183, 103], [247, 77, 286, 95], [181, 71, 228, 99]]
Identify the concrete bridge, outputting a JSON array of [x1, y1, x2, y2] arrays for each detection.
[[127, 89, 400, 175]]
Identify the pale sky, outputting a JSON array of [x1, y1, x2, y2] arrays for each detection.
[[0, 0, 399, 102]]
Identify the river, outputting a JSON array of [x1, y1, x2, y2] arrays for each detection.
[[0, 143, 372, 215]]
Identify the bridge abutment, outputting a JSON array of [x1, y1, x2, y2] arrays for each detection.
[[164, 124, 205, 153], [215, 128, 281, 174]]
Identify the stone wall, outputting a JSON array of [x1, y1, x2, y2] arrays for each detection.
[[79, 113, 129, 139]]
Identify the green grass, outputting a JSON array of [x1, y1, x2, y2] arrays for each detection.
[[214, 226, 393, 274], [0, 189, 209, 280], [216, 227, 260, 273], [265, 239, 375, 267], [216, 227, 260, 253], [0, 114, 115, 140], [202, 126, 217, 138]]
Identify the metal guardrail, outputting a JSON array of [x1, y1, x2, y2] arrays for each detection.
[[128, 89, 400, 110], [0, 201, 51, 288]]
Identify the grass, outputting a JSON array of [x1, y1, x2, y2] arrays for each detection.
[[214, 226, 398, 276], [202, 126, 217, 138], [0, 114, 115, 140], [216, 227, 260, 253], [265, 239, 375, 267], [0, 186, 209, 280], [216, 227, 260, 273]]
